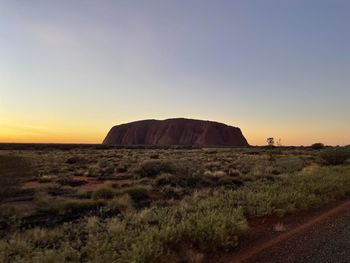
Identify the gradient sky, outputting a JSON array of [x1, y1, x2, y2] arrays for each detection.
[[1, 0, 349, 145]]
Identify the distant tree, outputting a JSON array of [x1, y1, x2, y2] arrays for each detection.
[[276, 138, 282, 147], [266, 137, 275, 147], [311, 143, 325, 150]]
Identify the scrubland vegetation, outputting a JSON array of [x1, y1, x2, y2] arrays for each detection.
[[0, 145, 349, 262]]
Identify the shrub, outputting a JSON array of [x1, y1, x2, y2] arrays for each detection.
[[274, 157, 305, 173], [154, 173, 174, 187], [57, 177, 87, 187], [311, 143, 325, 150], [106, 194, 134, 214], [52, 199, 104, 215], [0, 195, 246, 263], [33, 191, 51, 209], [228, 169, 241, 177], [76, 189, 91, 199], [154, 173, 207, 189], [213, 171, 226, 177], [218, 176, 243, 188], [233, 165, 350, 217], [37, 175, 56, 183], [66, 156, 86, 164], [93, 186, 115, 200], [320, 147, 350, 165], [123, 185, 149, 203], [137, 160, 176, 178], [159, 185, 187, 199]]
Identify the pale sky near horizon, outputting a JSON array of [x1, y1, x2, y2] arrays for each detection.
[[1, 0, 349, 146]]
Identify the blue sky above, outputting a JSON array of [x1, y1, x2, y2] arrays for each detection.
[[0, 0, 349, 145]]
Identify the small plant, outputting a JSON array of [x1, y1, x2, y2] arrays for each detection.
[[213, 170, 226, 177], [66, 156, 86, 164], [228, 169, 241, 177], [76, 189, 91, 199], [54, 199, 104, 215], [93, 186, 115, 200], [154, 173, 174, 186], [137, 160, 176, 178], [57, 177, 87, 187], [38, 175, 56, 183], [33, 191, 51, 209], [106, 194, 134, 214], [123, 185, 150, 203], [218, 176, 243, 188], [273, 222, 286, 232]]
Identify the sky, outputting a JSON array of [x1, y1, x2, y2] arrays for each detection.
[[0, 0, 349, 146]]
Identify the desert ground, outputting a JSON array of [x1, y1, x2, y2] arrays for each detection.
[[0, 144, 349, 262]]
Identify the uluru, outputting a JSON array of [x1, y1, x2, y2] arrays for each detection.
[[103, 118, 249, 146]]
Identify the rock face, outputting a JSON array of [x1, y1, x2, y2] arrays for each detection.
[[103, 118, 249, 147]]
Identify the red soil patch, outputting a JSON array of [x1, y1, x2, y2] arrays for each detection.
[[21, 174, 132, 192], [73, 175, 132, 191], [247, 215, 281, 229], [205, 197, 350, 263], [21, 180, 51, 189]]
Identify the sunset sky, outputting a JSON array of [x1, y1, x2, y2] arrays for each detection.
[[1, 0, 349, 145]]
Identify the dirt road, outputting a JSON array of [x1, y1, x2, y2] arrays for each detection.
[[244, 200, 350, 263], [207, 199, 350, 263]]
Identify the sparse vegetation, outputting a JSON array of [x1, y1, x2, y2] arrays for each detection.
[[137, 160, 177, 178], [0, 145, 349, 262], [320, 147, 350, 165], [0, 155, 35, 201], [93, 186, 115, 200]]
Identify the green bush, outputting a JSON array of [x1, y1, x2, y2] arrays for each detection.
[[137, 160, 176, 178], [154, 173, 206, 188], [154, 173, 174, 186], [76, 189, 91, 199], [218, 176, 243, 188], [274, 157, 305, 173], [320, 147, 350, 165], [311, 143, 325, 150], [123, 185, 150, 203], [34, 192, 104, 215], [93, 186, 115, 200], [106, 194, 134, 214], [52, 199, 104, 215], [233, 165, 350, 217]]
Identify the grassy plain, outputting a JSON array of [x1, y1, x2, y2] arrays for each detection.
[[0, 144, 349, 262]]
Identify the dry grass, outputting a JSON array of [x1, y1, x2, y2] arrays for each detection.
[[0, 146, 349, 262]]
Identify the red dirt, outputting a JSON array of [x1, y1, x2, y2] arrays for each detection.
[[21, 174, 132, 192], [73, 175, 131, 191], [21, 180, 51, 189], [205, 198, 350, 263], [247, 215, 282, 229]]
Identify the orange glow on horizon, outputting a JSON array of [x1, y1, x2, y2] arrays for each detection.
[[1, 115, 348, 146], [0, 126, 348, 146]]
